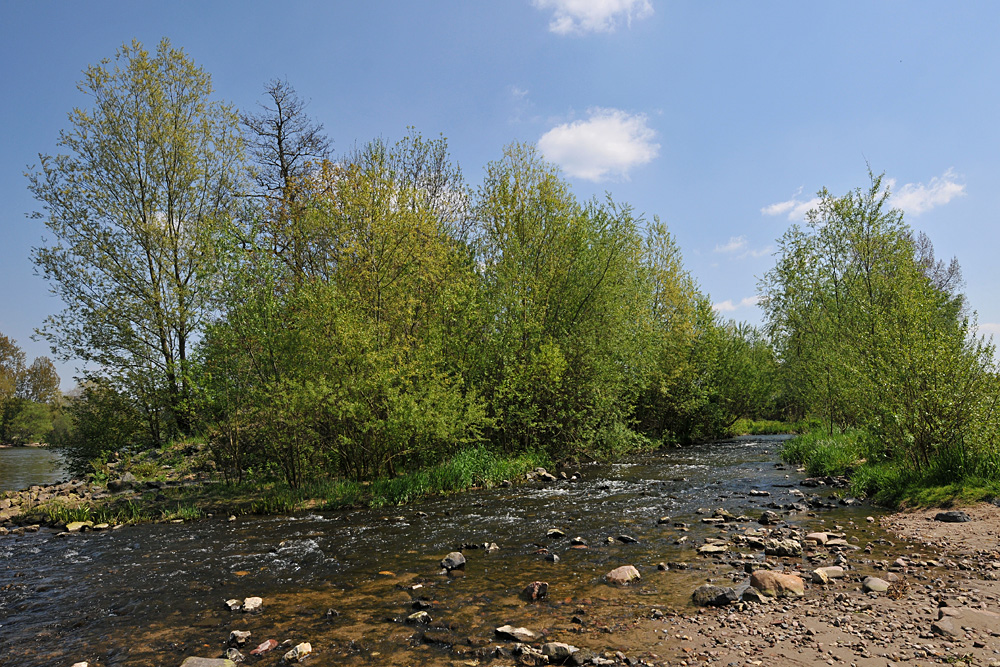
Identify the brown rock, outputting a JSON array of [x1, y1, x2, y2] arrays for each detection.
[[749, 570, 804, 598], [604, 565, 641, 586]]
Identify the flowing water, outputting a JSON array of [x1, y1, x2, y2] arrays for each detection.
[[0, 447, 69, 492], [0, 436, 895, 667]]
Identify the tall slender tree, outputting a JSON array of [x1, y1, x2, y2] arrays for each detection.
[[28, 38, 244, 440]]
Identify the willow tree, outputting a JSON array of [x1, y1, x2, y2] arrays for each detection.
[[29, 39, 244, 441]]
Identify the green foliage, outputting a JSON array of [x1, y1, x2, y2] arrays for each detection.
[[0, 332, 62, 444], [762, 173, 1000, 493], [57, 380, 146, 476], [28, 38, 244, 442], [471, 143, 652, 457]]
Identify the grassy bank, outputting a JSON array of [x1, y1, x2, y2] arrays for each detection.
[[780, 427, 1000, 508], [26, 445, 550, 527]]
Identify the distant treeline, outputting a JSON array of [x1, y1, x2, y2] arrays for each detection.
[[25, 39, 998, 493]]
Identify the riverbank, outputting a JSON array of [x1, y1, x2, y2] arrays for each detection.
[[4, 437, 998, 667], [0, 440, 555, 530]]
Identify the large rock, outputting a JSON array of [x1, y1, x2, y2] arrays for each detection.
[[758, 510, 781, 525], [749, 570, 804, 598], [763, 538, 802, 557], [65, 521, 94, 532], [521, 581, 549, 601], [811, 566, 845, 584], [179, 659, 236, 667], [242, 596, 263, 613], [692, 584, 742, 607], [440, 551, 466, 570], [697, 543, 728, 555], [542, 642, 580, 663], [283, 642, 311, 663], [935, 510, 971, 523], [604, 565, 641, 586], [496, 624, 538, 642], [862, 576, 890, 593], [804, 532, 829, 545], [108, 472, 138, 493]]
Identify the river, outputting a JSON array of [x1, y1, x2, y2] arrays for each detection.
[[0, 436, 892, 666], [0, 447, 69, 493]]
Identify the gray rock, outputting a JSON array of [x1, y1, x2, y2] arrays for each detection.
[[407, 610, 432, 624], [692, 584, 741, 607], [862, 576, 890, 593], [496, 624, 538, 642], [758, 510, 781, 525], [179, 659, 236, 667], [108, 472, 138, 493], [282, 642, 311, 663], [242, 596, 263, 613], [229, 630, 251, 646], [225, 648, 244, 663], [935, 510, 971, 523], [617, 534, 638, 543], [440, 551, 466, 570], [763, 538, 802, 557], [930, 619, 962, 638], [542, 642, 580, 662]]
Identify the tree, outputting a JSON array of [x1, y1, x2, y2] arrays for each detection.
[[242, 79, 331, 277], [28, 38, 244, 440], [760, 173, 1000, 477], [471, 143, 650, 457]]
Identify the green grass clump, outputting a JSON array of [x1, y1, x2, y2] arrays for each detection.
[[780, 428, 867, 477], [727, 418, 813, 436]]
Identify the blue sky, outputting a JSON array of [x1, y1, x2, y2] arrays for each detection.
[[2, 1, 998, 389]]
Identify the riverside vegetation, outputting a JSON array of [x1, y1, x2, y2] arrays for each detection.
[[7, 38, 998, 518]]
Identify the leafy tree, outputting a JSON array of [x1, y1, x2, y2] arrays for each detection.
[[760, 173, 1000, 476], [28, 38, 244, 441], [471, 143, 650, 457]]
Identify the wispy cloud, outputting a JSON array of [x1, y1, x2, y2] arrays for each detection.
[[534, 0, 653, 35], [760, 190, 822, 222], [714, 236, 747, 254], [509, 85, 535, 124], [887, 168, 966, 215], [713, 295, 762, 313], [762, 169, 966, 222], [538, 108, 659, 181], [714, 235, 772, 259]]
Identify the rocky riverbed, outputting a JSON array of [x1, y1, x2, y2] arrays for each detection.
[[2, 437, 999, 667]]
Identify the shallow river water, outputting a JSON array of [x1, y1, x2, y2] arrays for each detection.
[[0, 436, 893, 667]]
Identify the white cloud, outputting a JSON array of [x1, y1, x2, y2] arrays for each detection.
[[977, 323, 1000, 339], [762, 169, 966, 222], [714, 236, 747, 254], [760, 195, 822, 222], [538, 108, 659, 181], [888, 168, 966, 215], [534, 0, 653, 35], [712, 295, 762, 313]]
